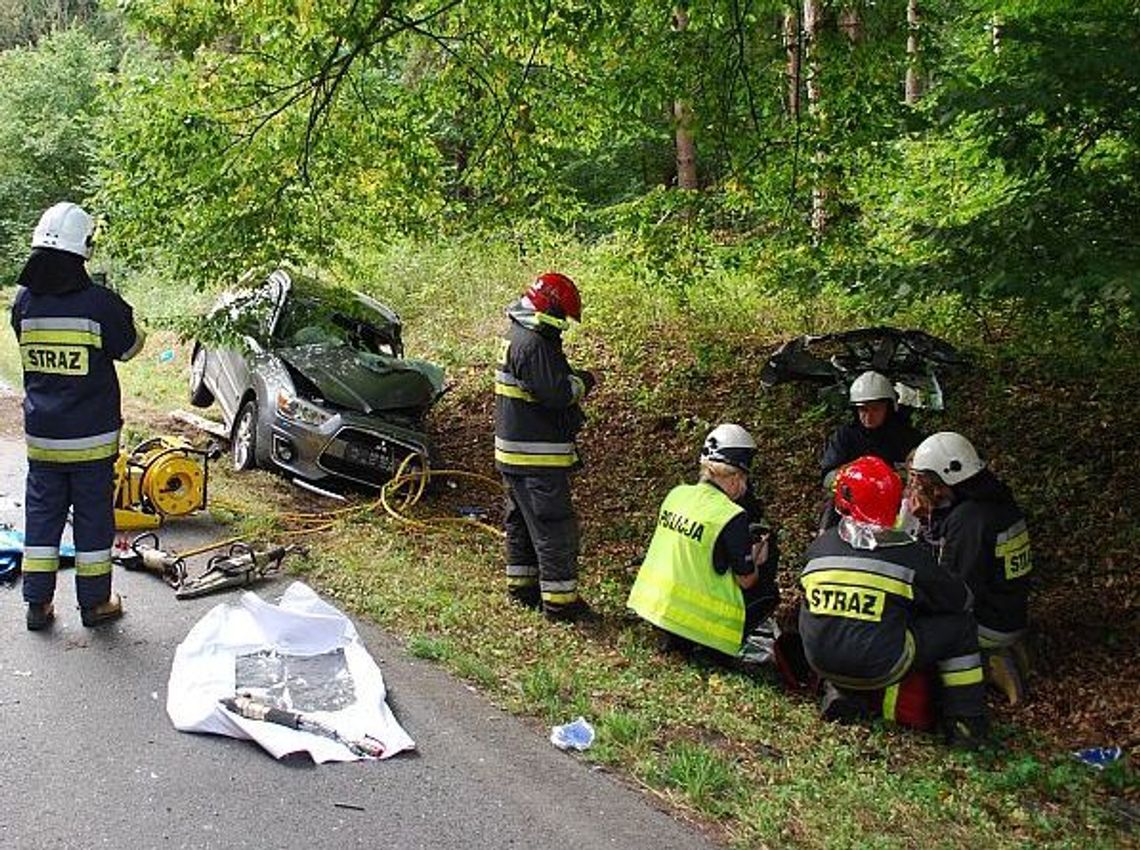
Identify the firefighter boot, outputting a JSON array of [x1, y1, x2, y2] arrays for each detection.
[[943, 714, 989, 751], [985, 649, 1027, 706], [1010, 639, 1032, 681], [508, 586, 542, 611], [543, 598, 601, 625], [80, 593, 124, 628], [26, 600, 55, 631], [819, 681, 869, 724]]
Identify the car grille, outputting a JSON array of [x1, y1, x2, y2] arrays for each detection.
[[318, 427, 423, 486]]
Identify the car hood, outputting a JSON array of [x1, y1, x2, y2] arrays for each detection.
[[277, 344, 444, 413]]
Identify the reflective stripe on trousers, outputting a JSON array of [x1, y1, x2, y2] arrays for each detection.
[[25, 429, 120, 463], [910, 612, 987, 719]]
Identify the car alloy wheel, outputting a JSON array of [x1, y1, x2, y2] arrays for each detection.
[[232, 399, 258, 471]]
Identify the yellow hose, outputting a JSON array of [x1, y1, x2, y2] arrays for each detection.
[[213, 456, 505, 540], [379, 454, 505, 538]]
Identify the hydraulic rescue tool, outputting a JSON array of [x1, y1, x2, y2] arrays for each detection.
[[114, 531, 186, 587], [175, 543, 303, 600], [113, 436, 217, 531], [219, 693, 385, 757]]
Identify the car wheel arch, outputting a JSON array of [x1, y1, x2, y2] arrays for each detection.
[[189, 344, 215, 408], [231, 389, 274, 472]]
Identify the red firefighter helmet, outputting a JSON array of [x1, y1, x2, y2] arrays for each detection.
[[525, 272, 581, 322], [833, 455, 902, 527]]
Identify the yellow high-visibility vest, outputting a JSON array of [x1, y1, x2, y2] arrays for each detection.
[[628, 482, 745, 656]]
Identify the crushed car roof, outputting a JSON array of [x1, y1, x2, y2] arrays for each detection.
[[760, 326, 969, 410]]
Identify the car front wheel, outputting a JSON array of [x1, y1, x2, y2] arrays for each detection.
[[189, 347, 215, 407], [232, 399, 259, 472]]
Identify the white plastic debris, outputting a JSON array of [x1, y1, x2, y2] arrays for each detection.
[[167, 581, 414, 762], [550, 716, 595, 751]]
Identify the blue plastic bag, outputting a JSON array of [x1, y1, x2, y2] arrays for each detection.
[[550, 717, 595, 751], [1072, 746, 1123, 770]]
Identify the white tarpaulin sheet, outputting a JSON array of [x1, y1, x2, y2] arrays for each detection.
[[167, 581, 415, 762]]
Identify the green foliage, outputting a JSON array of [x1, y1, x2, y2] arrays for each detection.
[[0, 0, 1133, 324], [0, 0, 113, 50], [0, 25, 117, 281], [858, 0, 1140, 315], [661, 740, 738, 812]]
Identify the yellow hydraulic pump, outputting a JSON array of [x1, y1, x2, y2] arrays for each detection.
[[113, 437, 212, 531]]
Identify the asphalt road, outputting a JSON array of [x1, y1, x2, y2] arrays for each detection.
[[0, 391, 714, 850]]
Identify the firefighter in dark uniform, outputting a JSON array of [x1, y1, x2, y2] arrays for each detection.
[[11, 202, 144, 630], [494, 272, 595, 622], [908, 432, 1033, 704], [628, 424, 780, 659], [818, 371, 923, 532], [799, 455, 989, 748]]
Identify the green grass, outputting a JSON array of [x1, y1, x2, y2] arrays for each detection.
[[1, 241, 1134, 850]]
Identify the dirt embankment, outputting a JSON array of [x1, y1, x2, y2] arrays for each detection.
[[430, 336, 1139, 767]]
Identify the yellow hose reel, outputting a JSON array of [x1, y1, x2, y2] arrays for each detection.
[[113, 437, 212, 531]]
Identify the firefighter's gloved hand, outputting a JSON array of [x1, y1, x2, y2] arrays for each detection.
[[577, 369, 597, 395], [751, 535, 770, 569], [570, 369, 596, 400]]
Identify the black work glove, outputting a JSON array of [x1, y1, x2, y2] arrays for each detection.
[[749, 523, 780, 574], [575, 369, 597, 396]]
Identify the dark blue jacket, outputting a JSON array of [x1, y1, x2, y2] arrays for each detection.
[[11, 249, 142, 462], [820, 413, 923, 483], [493, 300, 587, 475], [923, 470, 1031, 636]]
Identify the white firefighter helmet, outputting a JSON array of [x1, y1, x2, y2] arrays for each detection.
[[849, 370, 897, 406], [32, 202, 95, 259], [700, 423, 757, 473], [911, 431, 985, 486]]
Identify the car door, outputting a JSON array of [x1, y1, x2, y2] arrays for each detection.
[[212, 273, 289, 426]]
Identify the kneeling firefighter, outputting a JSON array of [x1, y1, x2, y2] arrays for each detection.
[[798, 455, 988, 748], [627, 424, 780, 659], [11, 202, 145, 630], [908, 431, 1033, 703]]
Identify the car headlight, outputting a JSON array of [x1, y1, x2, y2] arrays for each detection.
[[275, 389, 334, 426]]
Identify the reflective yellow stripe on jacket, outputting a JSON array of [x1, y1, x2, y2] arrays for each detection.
[[20, 317, 103, 348], [25, 430, 120, 463], [493, 437, 578, 469]]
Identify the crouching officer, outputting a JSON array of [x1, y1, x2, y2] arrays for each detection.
[[799, 455, 988, 748], [818, 371, 923, 532], [494, 272, 596, 622], [11, 202, 144, 630], [908, 432, 1033, 703], [628, 424, 780, 660]]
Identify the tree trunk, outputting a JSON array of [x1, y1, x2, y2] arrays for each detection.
[[838, 6, 862, 43], [672, 5, 698, 190], [784, 8, 800, 119], [905, 0, 924, 105], [803, 0, 825, 237]]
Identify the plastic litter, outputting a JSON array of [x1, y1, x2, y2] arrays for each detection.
[[1072, 746, 1123, 770], [158, 349, 175, 363], [550, 716, 595, 751]]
